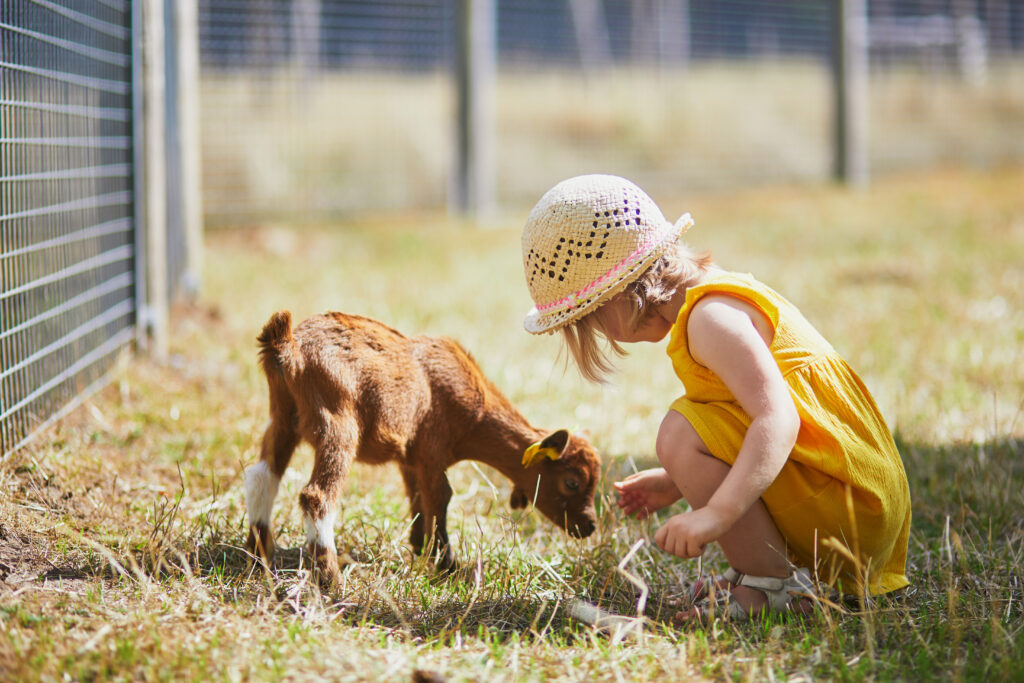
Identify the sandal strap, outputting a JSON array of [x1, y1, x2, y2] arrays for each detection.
[[721, 567, 743, 585], [690, 567, 816, 622], [690, 567, 742, 602]]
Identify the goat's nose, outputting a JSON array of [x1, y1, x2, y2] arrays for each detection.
[[570, 517, 596, 538]]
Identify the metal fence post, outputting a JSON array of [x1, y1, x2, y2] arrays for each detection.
[[133, 0, 150, 352], [176, 0, 203, 298], [453, 0, 496, 218], [144, 0, 169, 357], [569, 0, 610, 73], [833, 0, 869, 186]]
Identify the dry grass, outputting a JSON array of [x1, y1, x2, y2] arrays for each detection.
[[2, 167, 1023, 681]]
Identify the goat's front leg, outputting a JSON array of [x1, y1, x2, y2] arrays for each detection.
[[399, 466, 427, 557], [298, 414, 357, 588], [419, 471, 456, 574]]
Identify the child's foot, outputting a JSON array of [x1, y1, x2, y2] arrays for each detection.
[[673, 569, 815, 623], [613, 468, 683, 518]]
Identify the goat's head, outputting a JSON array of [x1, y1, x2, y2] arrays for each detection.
[[510, 429, 600, 538]]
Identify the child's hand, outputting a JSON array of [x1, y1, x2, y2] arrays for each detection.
[[613, 468, 682, 518], [654, 507, 729, 559]]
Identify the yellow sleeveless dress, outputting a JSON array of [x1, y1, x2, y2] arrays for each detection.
[[666, 271, 911, 595]]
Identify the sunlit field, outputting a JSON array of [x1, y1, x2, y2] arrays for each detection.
[[1, 168, 1022, 680]]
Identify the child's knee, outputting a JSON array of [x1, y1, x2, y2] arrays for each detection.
[[656, 411, 706, 469]]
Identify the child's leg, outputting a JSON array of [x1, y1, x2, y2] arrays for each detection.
[[656, 411, 793, 613]]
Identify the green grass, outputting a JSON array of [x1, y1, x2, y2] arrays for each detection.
[[1, 167, 1023, 681]]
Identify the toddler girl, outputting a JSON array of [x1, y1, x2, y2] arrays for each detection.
[[520, 174, 911, 620]]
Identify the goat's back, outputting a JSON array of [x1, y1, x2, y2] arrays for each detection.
[[264, 311, 498, 465]]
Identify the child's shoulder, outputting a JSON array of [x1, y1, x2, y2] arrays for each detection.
[[687, 271, 767, 315], [687, 293, 775, 348]]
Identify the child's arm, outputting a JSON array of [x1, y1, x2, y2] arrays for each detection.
[[654, 294, 800, 559]]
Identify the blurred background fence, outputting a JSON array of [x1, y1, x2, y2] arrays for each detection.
[[197, 0, 1024, 225], [2, 0, 1023, 453]]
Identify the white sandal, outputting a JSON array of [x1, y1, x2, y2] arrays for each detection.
[[691, 567, 815, 622]]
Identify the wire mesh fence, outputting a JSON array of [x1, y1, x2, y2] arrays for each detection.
[[197, 0, 1024, 225], [1, 0, 138, 455]]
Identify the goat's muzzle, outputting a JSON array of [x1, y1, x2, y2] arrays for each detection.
[[567, 511, 597, 538]]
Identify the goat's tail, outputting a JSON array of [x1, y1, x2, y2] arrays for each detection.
[[258, 311, 299, 377]]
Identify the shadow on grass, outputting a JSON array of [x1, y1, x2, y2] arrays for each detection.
[[897, 435, 1023, 538]]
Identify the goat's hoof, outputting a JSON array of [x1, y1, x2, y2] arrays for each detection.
[[246, 523, 276, 573], [434, 553, 459, 577], [307, 544, 354, 590]]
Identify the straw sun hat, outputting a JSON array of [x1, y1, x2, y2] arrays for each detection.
[[522, 175, 693, 334]]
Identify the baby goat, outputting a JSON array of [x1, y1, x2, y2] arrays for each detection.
[[245, 311, 601, 585]]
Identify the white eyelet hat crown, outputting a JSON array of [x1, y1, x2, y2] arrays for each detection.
[[522, 174, 693, 334]]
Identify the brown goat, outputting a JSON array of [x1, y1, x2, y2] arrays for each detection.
[[244, 311, 601, 585]]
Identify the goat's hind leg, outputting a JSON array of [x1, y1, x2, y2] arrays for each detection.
[[245, 412, 299, 571], [299, 412, 358, 589]]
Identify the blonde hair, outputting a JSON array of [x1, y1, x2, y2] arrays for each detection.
[[561, 243, 713, 383]]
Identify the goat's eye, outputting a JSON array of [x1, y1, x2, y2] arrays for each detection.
[[564, 478, 579, 492]]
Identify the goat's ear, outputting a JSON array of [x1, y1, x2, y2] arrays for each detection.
[[538, 429, 570, 457], [522, 430, 571, 468], [509, 487, 530, 509]]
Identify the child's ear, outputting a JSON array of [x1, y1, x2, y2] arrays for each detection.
[[509, 487, 530, 509]]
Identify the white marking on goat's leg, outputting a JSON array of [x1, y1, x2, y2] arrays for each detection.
[[244, 461, 280, 527], [303, 506, 338, 554]]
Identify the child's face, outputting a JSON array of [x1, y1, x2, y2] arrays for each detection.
[[598, 294, 673, 344]]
